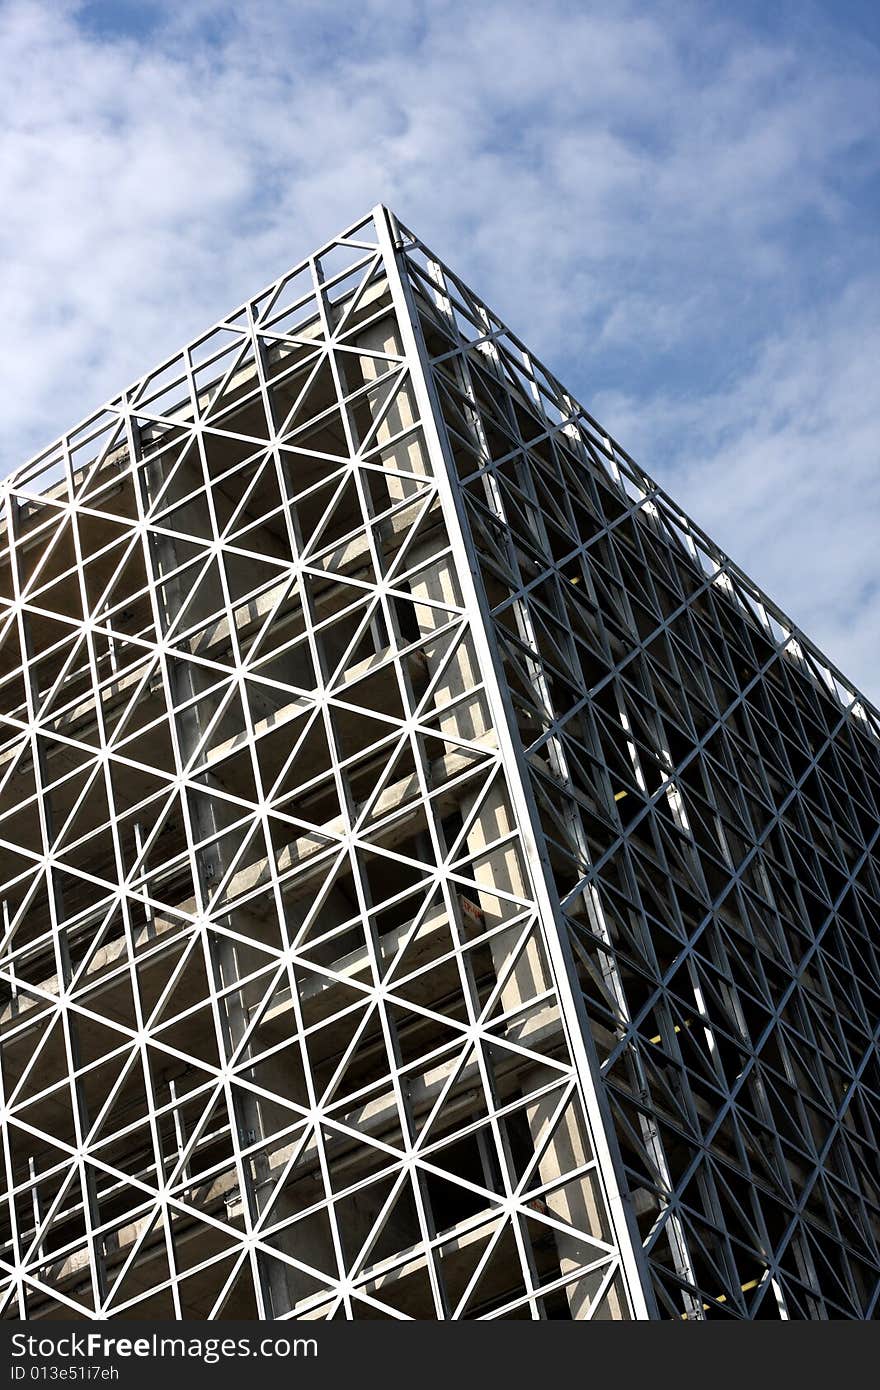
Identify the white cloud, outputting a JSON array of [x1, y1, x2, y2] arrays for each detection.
[[594, 274, 880, 692], [0, 0, 877, 695]]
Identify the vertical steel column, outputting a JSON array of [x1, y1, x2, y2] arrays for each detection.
[[125, 417, 278, 1318], [373, 204, 654, 1320], [6, 494, 109, 1314]]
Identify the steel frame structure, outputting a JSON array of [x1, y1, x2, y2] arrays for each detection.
[[0, 206, 878, 1320]]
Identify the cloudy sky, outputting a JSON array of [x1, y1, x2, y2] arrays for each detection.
[[2, 0, 878, 695]]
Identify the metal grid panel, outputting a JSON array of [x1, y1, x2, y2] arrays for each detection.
[[0, 210, 639, 1320], [395, 217, 880, 1320]]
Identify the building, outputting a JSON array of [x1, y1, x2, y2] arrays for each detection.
[[1, 206, 878, 1321]]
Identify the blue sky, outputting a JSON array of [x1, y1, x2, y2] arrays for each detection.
[[1, 0, 878, 696]]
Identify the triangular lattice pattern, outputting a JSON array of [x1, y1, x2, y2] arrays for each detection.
[[4, 204, 878, 1322], [400, 224, 880, 1320], [0, 211, 639, 1321]]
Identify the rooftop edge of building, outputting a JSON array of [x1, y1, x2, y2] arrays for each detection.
[[2, 200, 876, 745]]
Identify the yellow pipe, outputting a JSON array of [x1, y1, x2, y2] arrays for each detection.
[[681, 1275, 765, 1317]]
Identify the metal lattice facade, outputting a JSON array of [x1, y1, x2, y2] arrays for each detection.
[[1, 207, 879, 1321]]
